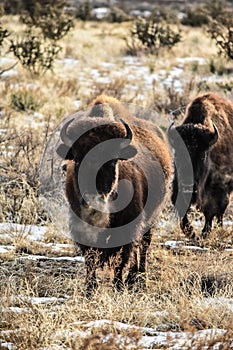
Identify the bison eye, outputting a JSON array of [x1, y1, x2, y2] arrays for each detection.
[[62, 163, 67, 172], [109, 160, 117, 167]]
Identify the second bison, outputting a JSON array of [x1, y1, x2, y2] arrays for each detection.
[[169, 92, 233, 238]]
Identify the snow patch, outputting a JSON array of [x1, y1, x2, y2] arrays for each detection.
[[0, 223, 47, 241]]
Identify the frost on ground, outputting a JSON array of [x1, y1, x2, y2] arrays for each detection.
[[1, 318, 232, 350], [0, 311, 232, 349], [50, 320, 230, 350]]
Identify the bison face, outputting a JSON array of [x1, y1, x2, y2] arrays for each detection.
[[168, 123, 218, 207]]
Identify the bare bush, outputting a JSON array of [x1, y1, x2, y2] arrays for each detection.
[[126, 17, 181, 55], [20, 0, 74, 41], [10, 87, 45, 112], [6, 0, 74, 76], [10, 31, 61, 76], [0, 115, 52, 224], [181, 6, 209, 27], [207, 14, 233, 60]]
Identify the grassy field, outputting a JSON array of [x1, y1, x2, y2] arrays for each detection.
[[1, 15, 233, 349]]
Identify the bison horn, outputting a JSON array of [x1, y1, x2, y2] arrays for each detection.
[[119, 119, 133, 148], [167, 122, 176, 147], [209, 123, 219, 146], [60, 118, 75, 146], [168, 122, 175, 136]]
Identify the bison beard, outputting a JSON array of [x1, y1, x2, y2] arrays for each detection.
[[56, 96, 172, 297], [169, 92, 233, 238]]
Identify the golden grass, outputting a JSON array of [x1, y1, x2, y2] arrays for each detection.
[[1, 232, 233, 349]]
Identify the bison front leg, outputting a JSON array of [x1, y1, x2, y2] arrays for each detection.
[[113, 245, 132, 292], [126, 229, 152, 291], [113, 264, 125, 292], [125, 250, 138, 290], [201, 174, 230, 238], [137, 229, 152, 290], [84, 250, 99, 299]]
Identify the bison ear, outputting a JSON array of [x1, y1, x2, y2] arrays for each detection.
[[56, 144, 74, 160], [119, 145, 137, 160]]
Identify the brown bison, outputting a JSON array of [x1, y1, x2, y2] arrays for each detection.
[[169, 92, 233, 238], [56, 95, 172, 297]]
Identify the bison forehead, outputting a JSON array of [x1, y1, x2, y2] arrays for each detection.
[[175, 123, 217, 151], [66, 118, 129, 144]]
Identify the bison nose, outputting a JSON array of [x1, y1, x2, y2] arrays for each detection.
[[81, 192, 89, 207], [81, 192, 106, 207]]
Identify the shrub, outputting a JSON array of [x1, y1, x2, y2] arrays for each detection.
[[20, 0, 74, 41], [150, 6, 179, 25], [0, 5, 15, 75], [0, 173, 39, 224], [0, 25, 9, 47], [0, 114, 52, 224], [206, 9, 233, 60], [10, 88, 45, 112], [181, 6, 209, 27], [126, 17, 181, 55], [10, 31, 61, 76], [204, 0, 226, 20], [6, 0, 74, 76]]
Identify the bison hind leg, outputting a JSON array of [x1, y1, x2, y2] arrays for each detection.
[[180, 213, 195, 239], [202, 216, 213, 238], [112, 245, 132, 292], [202, 213, 224, 239]]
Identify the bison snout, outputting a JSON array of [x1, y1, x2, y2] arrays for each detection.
[[81, 192, 107, 208]]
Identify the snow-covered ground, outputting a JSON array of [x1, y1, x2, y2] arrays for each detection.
[[56, 55, 224, 104]]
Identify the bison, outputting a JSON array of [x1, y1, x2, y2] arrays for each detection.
[[56, 95, 172, 297], [169, 92, 233, 238]]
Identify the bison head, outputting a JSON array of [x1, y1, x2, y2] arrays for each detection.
[[56, 117, 137, 230], [168, 122, 218, 211]]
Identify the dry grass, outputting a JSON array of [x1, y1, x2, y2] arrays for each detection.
[[0, 15, 233, 350], [1, 232, 233, 348]]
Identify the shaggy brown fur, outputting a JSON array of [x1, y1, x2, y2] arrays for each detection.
[[57, 96, 172, 297], [170, 92, 233, 237]]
